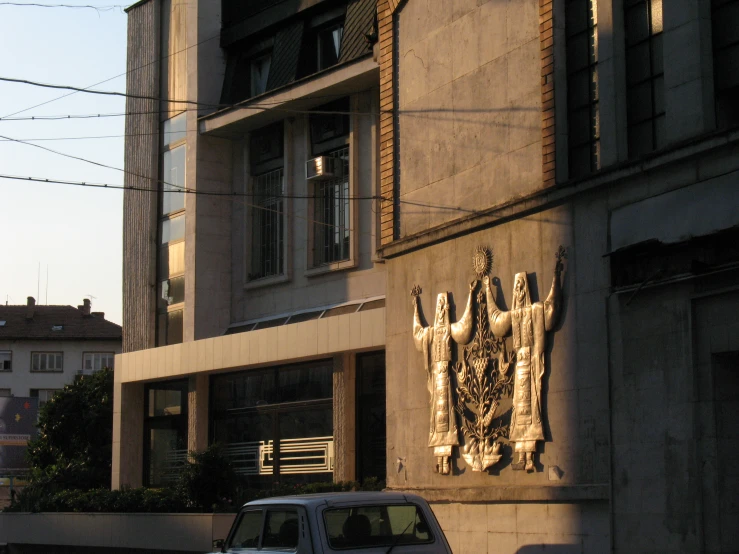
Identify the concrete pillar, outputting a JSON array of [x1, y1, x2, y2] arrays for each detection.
[[332, 353, 356, 482], [112, 381, 144, 489], [188, 373, 209, 453], [663, 0, 715, 141]]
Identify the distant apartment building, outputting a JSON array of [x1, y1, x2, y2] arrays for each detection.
[[0, 297, 122, 404], [116, 0, 385, 489]]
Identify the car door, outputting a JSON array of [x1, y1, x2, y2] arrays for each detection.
[[224, 505, 313, 553]]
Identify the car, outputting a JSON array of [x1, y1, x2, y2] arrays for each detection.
[[208, 491, 453, 553]]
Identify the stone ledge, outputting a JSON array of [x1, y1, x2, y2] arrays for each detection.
[[386, 484, 609, 503]]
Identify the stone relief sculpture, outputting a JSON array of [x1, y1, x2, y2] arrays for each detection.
[[454, 247, 515, 472], [484, 246, 566, 472], [411, 281, 476, 475]]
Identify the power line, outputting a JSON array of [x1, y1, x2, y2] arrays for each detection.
[[0, 76, 221, 109], [0, 173, 389, 201], [0, 3, 125, 9]]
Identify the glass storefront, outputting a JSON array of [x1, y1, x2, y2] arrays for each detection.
[[210, 361, 333, 488], [144, 379, 189, 486], [356, 351, 386, 482]]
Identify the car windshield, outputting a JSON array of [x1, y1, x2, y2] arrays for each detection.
[[324, 504, 432, 549]]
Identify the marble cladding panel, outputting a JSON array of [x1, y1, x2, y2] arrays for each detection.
[[396, 0, 544, 239]]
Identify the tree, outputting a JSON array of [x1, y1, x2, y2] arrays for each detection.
[[25, 367, 114, 491]]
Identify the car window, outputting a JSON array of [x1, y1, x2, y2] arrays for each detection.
[[228, 509, 263, 550], [324, 504, 433, 549], [262, 509, 300, 551]]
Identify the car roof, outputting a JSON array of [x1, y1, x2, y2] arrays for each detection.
[[240, 491, 426, 510]]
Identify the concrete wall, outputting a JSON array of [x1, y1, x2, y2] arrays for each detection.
[[0, 512, 235, 554], [230, 88, 386, 324], [395, 0, 544, 237], [0, 339, 121, 397]]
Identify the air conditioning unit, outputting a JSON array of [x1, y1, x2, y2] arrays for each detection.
[[306, 156, 343, 181]]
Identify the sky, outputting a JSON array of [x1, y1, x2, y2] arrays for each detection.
[[0, 2, 129, 324]]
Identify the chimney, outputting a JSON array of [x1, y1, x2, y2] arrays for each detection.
[[26, 296, 36, 319], [92, 311, 105, 319], [78, 298, 91, 316]]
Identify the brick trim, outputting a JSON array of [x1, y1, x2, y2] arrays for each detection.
[[378, 0, 396, 245], [540, 0, 556, 188]]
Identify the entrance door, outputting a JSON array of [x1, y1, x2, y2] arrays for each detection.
[[356, 351, 386, 482]]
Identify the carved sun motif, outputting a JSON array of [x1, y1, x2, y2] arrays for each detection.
[[472, 246, 493, 278]]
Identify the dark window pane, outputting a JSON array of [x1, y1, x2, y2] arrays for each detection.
[[568, 69, 591, 109], [715, 44, 739, 91], [278, 407, 333, 473], [212, 370, 278, 410], [628, 120, 654, 157], [567, 32, 590, 72], [627, 81, 654, 123], [625, 3, 650, 45], [566, 0, 588, 35], [651, 33, 664, 76], [318, 25, 343, 70], [278, 364, 333, 402], [569, 107, 592, 146], [626, 41, 651, 85]]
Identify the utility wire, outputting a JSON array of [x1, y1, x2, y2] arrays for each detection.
[[0, 3, 125, 10], [0, 173, 389, 202], [0, 76, 221, 109]]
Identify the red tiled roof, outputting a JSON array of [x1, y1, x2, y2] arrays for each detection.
[[0, 304, 122, 341]]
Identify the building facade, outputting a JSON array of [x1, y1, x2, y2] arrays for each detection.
[[115, 0, 387, 490], [0, 297, 121, 404], [115, 0, 739, 552]]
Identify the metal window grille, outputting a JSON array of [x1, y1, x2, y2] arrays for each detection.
[[566, 0, 600, 178], [712, 0, 739, 128], [624, 0, 665, 157], [313, 147, 350, 266], [250, 168, 285, 280]]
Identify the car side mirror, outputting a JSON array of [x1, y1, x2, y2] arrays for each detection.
[[213, 538, 225, 551]]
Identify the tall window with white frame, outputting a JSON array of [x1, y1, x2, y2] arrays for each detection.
[[309, 98, 351, 267], [157, 112, 186, 346], [0, 351, 11, 371], [624, 0, 665, 157], [248, 122, 285, 282], [711, 0, 739, 129], [566, 0, 600, 178]]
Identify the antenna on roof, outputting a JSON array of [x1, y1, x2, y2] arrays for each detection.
[[37, 262, 40, 305], [86, 294, 97, 306], [45, 265, 49, 305]]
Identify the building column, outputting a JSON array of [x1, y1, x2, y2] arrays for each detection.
[[112, 381, 144, 489], [188, 373, 209, 454], [332, 353, 356, 482]]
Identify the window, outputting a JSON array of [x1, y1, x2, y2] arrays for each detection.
[[83, 352, 115, 371], [211, 361, 333, 488], [324, 504, 433, 549], [248, 122, 285, 282], [712, 0, 739, 128], [30, 389, 61, 408], [227, 509, 300, 550], [144, 380, 189, 486], [250, 168, 285, 280], [0, 351, 11, 371], [624, 0, 665, 157], [566, 0, 600, 178], [0, 389, 10, 397], [31, 352, 63, 372], [313, 147, 350, 266], [158, 112, 186, 347], [298, 14, 345, 78], [250, 53, 271, 97]]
